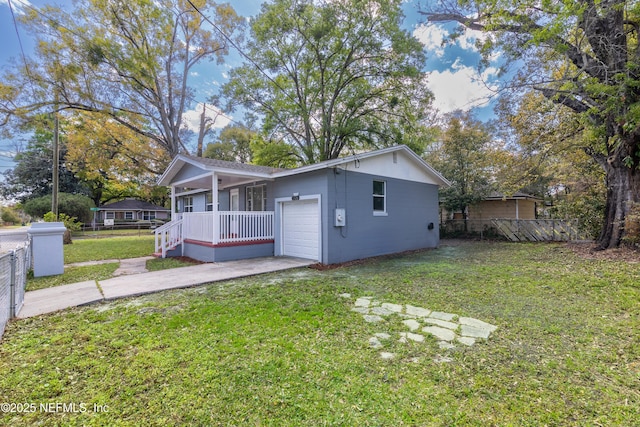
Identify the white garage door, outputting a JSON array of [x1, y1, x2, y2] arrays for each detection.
[[281, 199, 320, 260]]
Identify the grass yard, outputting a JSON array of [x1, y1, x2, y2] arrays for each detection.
[[63, 235, 155, 264], [1, 241, 639, 425], [28, 236, 197, 291], [26, 263, 120, 292]]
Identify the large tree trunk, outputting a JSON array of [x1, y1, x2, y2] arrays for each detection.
[[597, 147, 640, 249]]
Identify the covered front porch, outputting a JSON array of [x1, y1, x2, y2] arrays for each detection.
[[154, 155, 282, 261]]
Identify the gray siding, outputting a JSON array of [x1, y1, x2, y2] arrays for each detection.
[[271, 170, 329, 261], [183, 241, 274, 262], [173, 163, 207, 182], [325, 169, 439, 264], [271, 168, 439, 264]]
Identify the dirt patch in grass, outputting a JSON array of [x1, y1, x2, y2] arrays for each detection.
[[171, 256, 206, 265], [568, 241, 640, 263], [309, 248, 436, 270]]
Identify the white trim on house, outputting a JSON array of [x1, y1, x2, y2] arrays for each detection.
[[158, 146, 451, 190], [175, 188, 209, 197], [271, 145, 451, 187]]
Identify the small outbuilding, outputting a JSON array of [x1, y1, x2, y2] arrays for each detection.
[[467, 192, 542, 221], [155, 145, 450, 265]]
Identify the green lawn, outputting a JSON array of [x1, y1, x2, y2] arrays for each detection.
[[63, 235, 155, 264], [26, 263, 120, 291], [1, 241, 639, 425], [26, 236, 190, 291]]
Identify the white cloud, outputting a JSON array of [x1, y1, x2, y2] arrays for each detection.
[[1, 0, 32, 14], [456, 27, 488, 51], [426, 65, 498, 114], [182, 103, 231, 133], [413, 24, 447, 58]]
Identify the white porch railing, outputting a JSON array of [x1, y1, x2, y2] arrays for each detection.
[[154, 219, 183, 258], [218, 211, 274, 244], [183, 211, 274, 245], [155, 212, 275, 258]]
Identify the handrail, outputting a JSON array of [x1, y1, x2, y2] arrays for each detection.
[[154, 219, 183, 258]]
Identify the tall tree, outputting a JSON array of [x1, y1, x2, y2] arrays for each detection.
[[495, 91, 607, 237], [203, 124, 255, 163], [422, 0, 640, 249], [1, 120, 88, 202], [65, 112, 170, 206], [223, 0, 431, 164], [0, 0, 244, 158], [426, 111, 493, 227]]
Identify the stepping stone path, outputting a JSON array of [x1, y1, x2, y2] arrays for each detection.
[[343, 294, 498, 362]]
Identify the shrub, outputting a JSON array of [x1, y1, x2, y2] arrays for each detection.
[[43, 212, 82, 244], [1, 208, 21, 225], [23, 193, 94, 223]]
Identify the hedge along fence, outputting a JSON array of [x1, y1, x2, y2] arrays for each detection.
[[0, 241, 31, 339]]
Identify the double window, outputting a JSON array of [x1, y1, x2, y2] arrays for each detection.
[[246, 184, 267, 211], [183, 196, 194, 213], [373, 180, 386, 215]]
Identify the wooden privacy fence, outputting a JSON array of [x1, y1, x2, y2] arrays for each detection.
[[491, 219, 583, 242]]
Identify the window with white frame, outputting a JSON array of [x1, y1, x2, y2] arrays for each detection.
[[373, 180, 386, 214], [105, 211, 115, 219], [124, 211, 134, 220], [143, 211, 156, 220], [246, 184, 267, 211], [183, 196, 194, 212], [206, 192, 213, 211]]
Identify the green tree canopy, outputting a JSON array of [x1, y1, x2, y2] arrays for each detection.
[[422, 0, 640, 248], [1, 120, 88, 202], [204, 125, 255, 163], [223, 0, 432, 164], [23, 193, 94, 223], [426, 112, 494, 220], [0, 0, 244, 158]]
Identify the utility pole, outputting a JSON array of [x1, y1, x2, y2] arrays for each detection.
[[51, 96, 59, 219]]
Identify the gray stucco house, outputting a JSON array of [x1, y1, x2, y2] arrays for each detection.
[[155, 145, 450, 265]]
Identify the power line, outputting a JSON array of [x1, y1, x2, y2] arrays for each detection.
[[7, 0, 37, 98], [185, 0, 324, 130]]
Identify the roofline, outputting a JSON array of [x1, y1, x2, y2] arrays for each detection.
[[98, 207, 170, 211], [158, 145, 451, 188], [483, 194, 543, 201], [157, 154, 274, 186], [272, 145, 451, 187]]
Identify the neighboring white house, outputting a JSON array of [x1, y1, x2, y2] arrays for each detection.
[[155, 145, 450, 265]]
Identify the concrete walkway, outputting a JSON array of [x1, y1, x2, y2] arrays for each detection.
[[17, 257, 314, 319]]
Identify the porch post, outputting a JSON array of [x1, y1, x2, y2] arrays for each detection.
[[212, 173, 219, 244], [170, 186, 176, 221]]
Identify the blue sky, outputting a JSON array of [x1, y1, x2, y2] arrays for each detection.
[[0, 0, 500, 173]]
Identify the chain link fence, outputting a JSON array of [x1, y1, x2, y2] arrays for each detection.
[[0, 240, 31, 339]]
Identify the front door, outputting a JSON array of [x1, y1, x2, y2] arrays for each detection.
[[230, 189, 239, 211]]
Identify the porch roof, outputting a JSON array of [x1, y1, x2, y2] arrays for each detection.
[[158, 155, 285, 189]]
